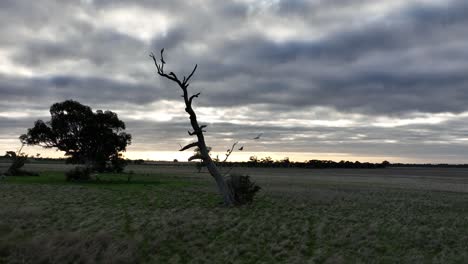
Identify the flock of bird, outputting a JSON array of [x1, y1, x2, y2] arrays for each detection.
[[178, 132, 263, 154], [237, 133, 263, 151]]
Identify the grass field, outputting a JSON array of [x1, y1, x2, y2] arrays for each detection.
[[1, 163, 468, 263]]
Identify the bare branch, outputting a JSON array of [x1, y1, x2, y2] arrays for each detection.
[[183, 64, 198, 85], [179, 142, 199, 152], [188, 130, 196, 136], [149, 53, 161, 73], [222, 142, 238, 163], [169, 72, 178, 79], [17, 143, 25, 156], [150, 50, 185, 87], [189, 92, 201, 105], [160, 48, 165, 64], [188, 154, 203, 161]]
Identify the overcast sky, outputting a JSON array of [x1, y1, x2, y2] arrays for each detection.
[[1, 0, 468, 163]]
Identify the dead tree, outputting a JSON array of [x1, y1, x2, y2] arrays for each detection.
[[150, 49, 236, 206], [3, 144, 37, 176]]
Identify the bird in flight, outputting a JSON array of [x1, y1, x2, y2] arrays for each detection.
[[238, 146, 244, 151], [253, 133, 263, 140]]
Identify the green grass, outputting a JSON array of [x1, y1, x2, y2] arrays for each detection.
[[1, 169, 468, 263]]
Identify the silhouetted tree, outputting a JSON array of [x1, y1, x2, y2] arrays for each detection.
[[261, 156, 273, 165], [280, 157, 291, 167], [248, 156, 259, 167], [151, 49, 249, 206], [20, 100, 131, 172], [3, 144, 37, 176], [4, 151, 27, 176], [382, 160, 391, 167]]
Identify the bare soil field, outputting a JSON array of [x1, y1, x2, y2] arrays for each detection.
[[1, 163, 468, 263]]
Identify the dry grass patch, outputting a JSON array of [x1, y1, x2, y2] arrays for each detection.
[[1, 170, 468, 263]]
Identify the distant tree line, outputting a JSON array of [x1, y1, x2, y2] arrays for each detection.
[[5, 155, 468, 169], [387, 163, 468, 168], [213, 158, 468, 169], [211, 156, 392, 169]]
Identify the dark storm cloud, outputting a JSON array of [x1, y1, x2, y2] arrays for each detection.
[[0, 74, 171, 107], [14, 28, 145, 67], [4, 0, 468, 114], [0, 118, 34, 133], [185, 0, 468, 113]]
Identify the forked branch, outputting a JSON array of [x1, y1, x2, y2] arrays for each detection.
[[189, 92, 201, 105], [149, 50, 197, 89], [184, 64, 198, 86]]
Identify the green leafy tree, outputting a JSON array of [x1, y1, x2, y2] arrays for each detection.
[[20, 100, 131, 172]]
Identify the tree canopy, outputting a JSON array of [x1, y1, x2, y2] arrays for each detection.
[[20, 100, 131, 172]]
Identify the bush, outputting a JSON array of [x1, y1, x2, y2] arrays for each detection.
[[65, 167, 92, 181], [109, 156, 127, 173], [226, 174, 261, 205], [3, 151, 38, 177]]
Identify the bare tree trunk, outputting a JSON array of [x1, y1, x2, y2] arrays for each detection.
[[205, 153, 235, 205], [150, 50, 235, 206]]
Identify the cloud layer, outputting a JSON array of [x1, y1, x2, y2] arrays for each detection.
[[1, 0, 467, 162]]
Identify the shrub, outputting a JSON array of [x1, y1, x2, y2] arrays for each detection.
[[3, 151, 38, 177], [90, 157, 127, 173], [107, 155, 127, 173], [226, 174, 261, 205], [65, 167, 92, 181]]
